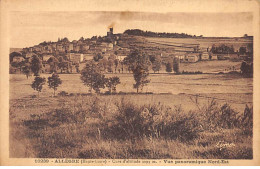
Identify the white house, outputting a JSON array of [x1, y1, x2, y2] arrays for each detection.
[[175, 55, 185, 61], [187, 54, 199, 62], [116, 55, 127, 61], [201, 52, 209, 60], [211, 54, 218, 60], [69, 53, 83, 63], [107, 43, 114, 49]]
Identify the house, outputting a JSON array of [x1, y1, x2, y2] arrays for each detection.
[[201, 52, 209, 60], [42, 54, 53, 63], [69, 53, 83, 63], [12, 56, 25, 63], [33, 45, 43, 52], [56, 44, 63, 52], [83, 54, 93, 61], [217, 54, 226, 60], [81, 44, 90, 51], [29, 47, 33, 52], [174, 55, 185, 61], [101, 48, 107, 52], [228, 53, 239, 60], [51, 43, 57, 51], [239, 54, 251, 61], [107, 43, 113, 49], [186, 53, 199, 62], [211, 54, 218, 60], [116, 55, 127, 61], [46, 45, 53, 53], [25, 52, 35, 59], [68, 43, 74, 52], [74, 45, 80, 52]]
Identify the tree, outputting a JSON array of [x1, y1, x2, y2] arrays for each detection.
[[31, 76, 46, 98], [124, 49, 151, 93], [152, 56, 162, 73], [166, 62, 172, 73], [9, 52, 22, 63], [31, 55, 42, 76], [133, 64, 150, 93], [79, 37, 84, 42], [80, 61, 106, 93], [47, 57, 58, 73], [105, 76, 120, 93], [125, 49, 151, 71], [58, 56, 66, 73], [47, 73, 62, 96], [22, 63, 31, 79], [240, 61, 253, 77], [173, 57, 180, 74], [107, 59, 114, 73], [239, 47, 247, 55], [59, 61, 69, 73], [114, 59, 119, 73], [98, 58, 108, 72], [92, 73, 106, 93]]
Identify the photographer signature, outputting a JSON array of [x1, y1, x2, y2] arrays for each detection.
[[216, 141, 235, 150]]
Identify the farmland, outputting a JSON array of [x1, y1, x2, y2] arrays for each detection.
[[145, 37, 253, 51], [10, 67, 253, 158]]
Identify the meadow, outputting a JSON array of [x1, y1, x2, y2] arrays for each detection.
[[9, 68, 253, 159], [146, 37, 253, 50]]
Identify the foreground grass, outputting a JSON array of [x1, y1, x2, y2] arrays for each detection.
[[10, 94, 252, 159]]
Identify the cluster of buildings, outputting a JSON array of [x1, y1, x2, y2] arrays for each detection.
[[11, 27, 132, 73], [131, 39, 251, 63], [11, 27, 253, 74]]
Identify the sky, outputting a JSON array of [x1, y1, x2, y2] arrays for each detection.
[[10, 11, 253, 48]]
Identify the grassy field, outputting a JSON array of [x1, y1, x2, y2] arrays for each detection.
[[180, 60, 242, 73], [146, 37, 253, 51], [9, 70, 253, 159]]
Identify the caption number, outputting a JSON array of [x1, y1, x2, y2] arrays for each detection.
[[35, 159, 49, 163]]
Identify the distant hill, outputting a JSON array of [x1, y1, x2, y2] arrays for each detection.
[[10, 48, 23, 53], [124, 29, 197, 38]]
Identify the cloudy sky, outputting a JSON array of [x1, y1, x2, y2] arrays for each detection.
[[10, 11, 253, 48]]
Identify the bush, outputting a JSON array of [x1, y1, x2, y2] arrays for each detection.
[[182, 71, 203, 74], [240, 105, 253, 136], [102, 98, 201, 142], [193, 98, 252, 132], [58, 91, 69, 96]]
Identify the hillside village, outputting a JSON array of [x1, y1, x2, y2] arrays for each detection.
[[10, 28, 253, 74]]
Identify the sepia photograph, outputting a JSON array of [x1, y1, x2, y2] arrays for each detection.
[[1, 0, 260, 166]]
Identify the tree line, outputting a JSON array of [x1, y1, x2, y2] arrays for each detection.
[[25, 49, 252, 97], [27, 49, 182, 97], [124, 29, 196, 38]]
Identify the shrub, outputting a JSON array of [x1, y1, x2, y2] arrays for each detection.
[[182, 71, 203, 74], [58, 91, 69, 96], [102, 98, 201, 142], [240, 105, 253, 136]]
